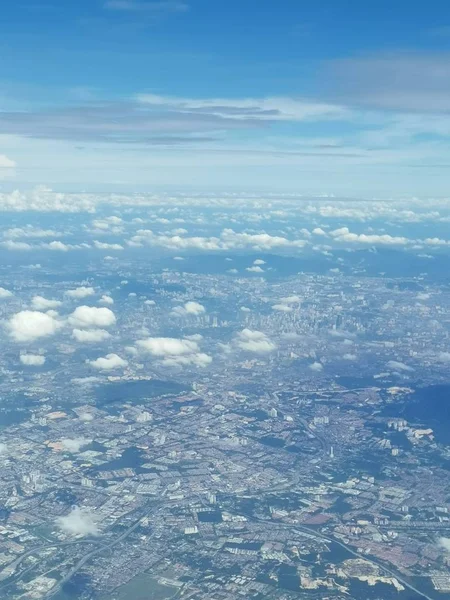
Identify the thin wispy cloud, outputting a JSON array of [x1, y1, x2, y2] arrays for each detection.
[[104, 1, 188, 13]]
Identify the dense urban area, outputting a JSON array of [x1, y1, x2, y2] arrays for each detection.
[[0, 195, 450, 600]]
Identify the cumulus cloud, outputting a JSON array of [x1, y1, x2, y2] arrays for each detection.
[[72, 328, 112, 343], [272, 295, 300, 312], [66, 286, 95, 299], [312, 227, 327, 236], [280, 295, 301, 304], [272, 303, 293, 312], [416, 292, 430, 301], [253, 259, 266, 265], [0, 443, 7, 455], [0, 287, 13, 298], [43, 240, 70, 251], [309, 361, 323, 372], [343, 353, 357, 361], [246, 265, 264, 273], [236, 329, 276, 353], [184, 333, 203, 341], [0, 154, 16, 168], [69, 306, 116, 328], [3, 225, 61, 239], [437, 352, 450, 363], [240, 306, 251, 312], [20, 353, 46, 366], [330, 227, 409, 246], [99, 294, 114, 305], [7, 310, 62, 342], [1, 240, 33, 251], [94, 240, 124, 250], [61, 437, 91, 453], [31, 295, 62, 310], [136, 336, 211, 367], [386, 360, 414, 372], [171, 301, 206, 317], [88, 353, 128, 370], [79, 412, 94, 422], [439, 537, 450, 553], [56, 506, 99, 537]]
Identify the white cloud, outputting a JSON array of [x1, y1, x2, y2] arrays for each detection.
[[43, 240, 70, 251], [437, 352, 450, 363], [240, 306, 251, 312], [439, 537, 450, 553], [236, 329, 276, 353], [330, 227, 409, 246], [99, 294, 114, 305], [0, 186, 97, 213], [309, 361, 323, 372], [61, 437, 91, 453], [71, 376, 102, 386], [20, 353, 46, 366], [1, 240, 33, 251], [66, 286, 95, 299], [7, 310, 62, 342], [31, 295, 62, 310], [253, 259, 266, 265], [386, 360, 414, 372], [280, 295, 301, 304], [130, 228, 307, 252], [416, 292, 430, 301], [0, 287, 13, 298], [72, 328, 112, 343], [272, 304, 293, 312], [56, 506, 99, 537], [69, 306, 116, 328], [88, 353, 128, 370], [0, 443, 7, 455], [104, 0, 189, 13], [343, 353, 357, 361], [312, 227, 327, 236], [144, 299, 156, 305], [246, 265, 264, 273], [136, 93, 346, 123], [136, 336, 211, 367], [79, 412, 94, 422], [0, 154, 16, 168], [171, 301, 206, 317], [94, 240, 124, 250], [272, 295, 301, 312], [4, 226, 63, 239]]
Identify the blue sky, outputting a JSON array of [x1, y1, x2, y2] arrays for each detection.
[[2, 0, 450, 195]]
